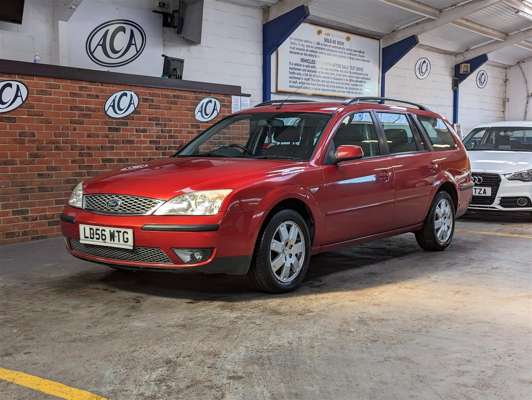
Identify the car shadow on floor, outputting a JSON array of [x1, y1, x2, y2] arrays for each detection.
[[62, 234, 446, 301]]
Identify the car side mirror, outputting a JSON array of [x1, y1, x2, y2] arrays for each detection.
[[335, 145, 364, 163]]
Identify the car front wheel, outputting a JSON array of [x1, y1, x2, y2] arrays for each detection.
[[415, 191, 456, 251], [249, 209, 311, 293]]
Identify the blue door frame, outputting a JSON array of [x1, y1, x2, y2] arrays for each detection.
[[381, 35, 419, 97], [453, 54, 488, 124], [262, 5, 310, 102]]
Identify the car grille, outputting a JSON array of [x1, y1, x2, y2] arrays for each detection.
[[70, 240, 172, 264], [500, 197, 532, 208], [471, 173, 501, 206], [83, 194, 164, 215]]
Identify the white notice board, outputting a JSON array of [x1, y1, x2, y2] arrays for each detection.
[[277, 23, 380, 98]]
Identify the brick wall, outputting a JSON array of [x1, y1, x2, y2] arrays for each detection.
[[0, 73, 233, 245]]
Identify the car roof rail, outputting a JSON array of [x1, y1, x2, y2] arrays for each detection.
[[254, 99, 316, 108], [344, 97, 431, 111]]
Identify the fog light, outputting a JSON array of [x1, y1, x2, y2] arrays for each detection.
[[517, 197, 530, 207], [173, 248, 213, 264]]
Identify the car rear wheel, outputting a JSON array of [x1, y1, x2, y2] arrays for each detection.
[[249, 209, 311, 293], [415, 191, 456, 251]]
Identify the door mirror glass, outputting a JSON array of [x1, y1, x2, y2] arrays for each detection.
[[335, 145, 364, 163]]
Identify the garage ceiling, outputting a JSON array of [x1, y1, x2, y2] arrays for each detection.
[[255, 0, 532, 65]]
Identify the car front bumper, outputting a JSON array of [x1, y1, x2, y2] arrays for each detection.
[[60, 206, 254, 275], [469, 173, 532, 212]]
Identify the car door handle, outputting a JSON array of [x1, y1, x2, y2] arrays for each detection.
[[376, 169, 393, 182]]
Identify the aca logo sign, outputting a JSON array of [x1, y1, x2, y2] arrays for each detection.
[[86, 19, 146, 67], [476, 70, 488, 89], [415, 57, 431, 80], [104, 90, 139, 119], [0, 80, 28, 113], [195, 97, 221, 122]]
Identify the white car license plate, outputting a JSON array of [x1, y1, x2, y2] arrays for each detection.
[[79, 224, 134, 249], [473, 186, 492, 197]]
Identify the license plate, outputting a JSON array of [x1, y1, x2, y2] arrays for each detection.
[[473, 186, 492, 197], [79, 224, 134, 249]]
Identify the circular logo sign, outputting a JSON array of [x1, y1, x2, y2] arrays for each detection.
[[86, 19, 146, 67], [415, 57, 431, 80], [104, 90, 139, 119], [476, 70, 488, 89], [195, 97, 221, 122], [0, 80, 28, 113]]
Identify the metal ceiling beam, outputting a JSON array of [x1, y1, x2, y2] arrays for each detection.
[[456, 27, 532, 62], [503, 0, 532, 14], [381, 0, 438, 19], [381, 0, 532, 52], [382, 0, 502, 46]]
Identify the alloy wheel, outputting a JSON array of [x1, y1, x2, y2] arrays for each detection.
[[269, 220, 306, 284], [434, 198, 454, 244]]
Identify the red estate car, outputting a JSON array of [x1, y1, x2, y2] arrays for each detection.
[[61, 97, 473, 293]]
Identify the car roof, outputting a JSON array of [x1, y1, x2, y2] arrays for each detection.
[[243, 101, 443, 119], [473, 121, 532, 129]]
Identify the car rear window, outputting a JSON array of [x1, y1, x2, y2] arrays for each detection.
[[418, 116, 457, 151]]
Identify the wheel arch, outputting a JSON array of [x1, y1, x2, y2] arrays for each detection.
[[437, 181, 459, 211], [259, 198, 316, 245]]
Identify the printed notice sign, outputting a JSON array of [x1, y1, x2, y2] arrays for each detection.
[[277, 23, 380, 98]]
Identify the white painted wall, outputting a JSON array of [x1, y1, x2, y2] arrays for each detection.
[[386, 48, 453, 121], [0, 1, 510, 123], [459, 64, 506, 134], [386, 47, 506, 134], [163, 0, 263, 104], [0, 0, 263, 103], [0, 0, 57, 64], [506, 60, 532, 121]]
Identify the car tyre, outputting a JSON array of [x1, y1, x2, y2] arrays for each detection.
[[249, 209, 311, 293], [415, 191, 456, 252]]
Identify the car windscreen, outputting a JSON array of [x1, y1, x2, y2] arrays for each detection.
[[463, 127, 532, 152], [176, 112, 332, 161]]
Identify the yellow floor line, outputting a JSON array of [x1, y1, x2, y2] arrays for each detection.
[[0, 367, 107, 400], [456, 229, 532, 240]]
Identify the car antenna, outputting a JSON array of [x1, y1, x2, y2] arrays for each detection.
[[276, 93, 294, 109]]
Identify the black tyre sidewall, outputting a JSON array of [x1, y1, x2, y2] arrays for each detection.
[[250, 210, 311, 293]]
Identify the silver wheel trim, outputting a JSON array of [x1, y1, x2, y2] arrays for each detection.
[[434, 198, 454, 244], [269, 220, 306, 284]]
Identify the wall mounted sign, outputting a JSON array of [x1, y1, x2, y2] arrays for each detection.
[[195, 97, 220, 122], [86, 19, 146, 67], [415, 57, 431, 80], [277, 23, 380, 98], [104, 90, 139, 119], [0, 80, 28, 113], [63, 0, 163, 76], [476, 70, 488, 89]]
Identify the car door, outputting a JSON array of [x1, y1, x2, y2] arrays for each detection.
[[317, 111, 397, 244], [375, 111, 437, 229]]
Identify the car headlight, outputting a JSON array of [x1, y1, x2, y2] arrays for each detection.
[[68, 182, 84, 208], [507, 169, 532, 182], [154, 190, 232, 216]]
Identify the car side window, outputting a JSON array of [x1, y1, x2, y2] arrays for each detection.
[[376, 112, 420, 154], [463, 128, 487, 150], [419, 116, 458, 151], [327, 112, 382, 162]]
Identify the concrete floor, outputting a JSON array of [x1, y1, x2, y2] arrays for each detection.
[[0, 214, 531, 400]]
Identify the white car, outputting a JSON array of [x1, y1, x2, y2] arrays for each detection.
[[463, 121, 532, 215]]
